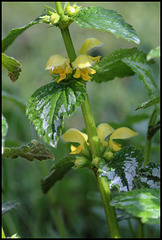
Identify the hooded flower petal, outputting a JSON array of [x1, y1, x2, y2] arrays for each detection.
[[78, 38, 103, 55], [71, 38, 102, 82], [110, 127, 138, 151], [97, 123, 114, 147], [62, 128, 88, 154], [72, 55, 94, 69], [46, 54, 67, 69], [46, 54, 72, 83]]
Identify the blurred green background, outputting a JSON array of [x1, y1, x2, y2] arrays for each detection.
[[2, 2, 160, 238]]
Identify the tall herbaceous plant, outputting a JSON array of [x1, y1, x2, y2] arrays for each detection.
[[2, 2, 160, 238]]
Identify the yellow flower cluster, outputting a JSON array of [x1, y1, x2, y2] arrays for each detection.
[[45, 38, 102, 83], [62, 123, 138, 156]]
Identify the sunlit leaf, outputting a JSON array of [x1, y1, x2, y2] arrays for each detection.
[[2, 228, 6, 238], [26, 80, 86, 148], [111, 188, 160, 224], [3, 140, 54, 161], [2, 114, 8, 154], [2, 53, 21, 82], [147, 46, 160, 61], [74, 7, 140, 44]]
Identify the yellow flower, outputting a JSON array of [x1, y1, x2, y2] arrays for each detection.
[[97, 123, 138, 152], [63, 123, 137, 158], [45, 54, 72, 83], [62, 128, 88, 155], [72, 38, 103, 81]]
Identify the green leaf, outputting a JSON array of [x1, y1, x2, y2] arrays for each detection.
[[98, 146, 143, 192], [2, 20, 39, 52], [2, 91, 26, 112], [93, 47, 159, 99], [26, 80, 86, 147], [111, 188, 160, 224], [74, 7, 140, 44], [2, 228, 6, 238], [2, 115, 8, 154], [2, 201, 20, 215], [3, 139, 54, 161], [139, 162, 160, 189], [93, 48, 136, 83], [41, 155, 75, 193], [2, 53, 21, 82], [122, 49, 159, 99], [147, 46, 160, 61], [136, 96, 160, 110]]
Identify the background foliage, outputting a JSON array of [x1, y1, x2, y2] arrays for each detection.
[[2, 2, 160, 238]]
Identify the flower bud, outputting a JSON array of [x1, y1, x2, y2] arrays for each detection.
[[74, 156, 90, 168], [39, 15, 51, 23], [50, 13, 60, 24], [103, 151, 114, 161], [64, 6, 76, 16]]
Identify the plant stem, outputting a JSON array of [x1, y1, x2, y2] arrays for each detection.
[[60, 26, 101, 157], [96, 174, 121, 238], [144, 108, 157, 166], [81, 95, 101, 157], [56, 3, 120, 237], [61, 27, 76, 62], [55, 2, 63, 16], [137, 218, 144, 238]]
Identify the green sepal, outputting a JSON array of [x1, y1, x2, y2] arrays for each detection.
[[41, 155, 76, 193], [93, 47, 159, 99], [73, 155, 92, 169], [74, 7, 140, 44], [2, 53, 21, 82], [111, 188, 160, 224], [3, 140, 54, 161], [26, 80, 86, 148]]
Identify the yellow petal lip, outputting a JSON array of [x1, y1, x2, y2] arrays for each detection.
[[97, 123, 114, 142], [110, 142, 122, 152], [45, 54, 68, 69], [70, 145, 82, 154], [62, 128, 88, 146], [72, 55, 94, 69], [110, 127, 138, 152], [78, 38, 103, 55]]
